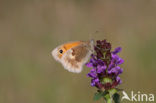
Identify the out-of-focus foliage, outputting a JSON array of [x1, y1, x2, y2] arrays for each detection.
[[0, 0, 156, 103]]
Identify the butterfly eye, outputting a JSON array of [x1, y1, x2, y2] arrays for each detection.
[[59, 49, 63, 54]]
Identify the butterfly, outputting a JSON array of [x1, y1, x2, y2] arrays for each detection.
[[51, 40, 94, 73]]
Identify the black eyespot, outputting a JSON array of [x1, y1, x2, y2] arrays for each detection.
[[59, 49, 63, 54]]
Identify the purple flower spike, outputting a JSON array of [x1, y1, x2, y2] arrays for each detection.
[[112, 47, 122, 54], [112, 54, 124, 65], [116, 76, 122, 84], [108, 66, 123, 76], [91, 78, 99, 86], [117, 58, 124, 65], [97, 65, 106, 74], [86, 62, 93, 68], [86, 40, 124, 90], [87, 69, 97, 78]]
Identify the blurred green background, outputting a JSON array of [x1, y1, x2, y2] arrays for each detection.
[[0, 0, 156, 103]]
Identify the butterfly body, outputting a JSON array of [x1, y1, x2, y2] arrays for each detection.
[[52, 40, 94, 73]]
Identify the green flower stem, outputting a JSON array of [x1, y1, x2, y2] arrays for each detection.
[[104, 93, 112, 103], [106, 98, 112, 103], [108, 88, 117, 96], [104, 89, 117, 103]]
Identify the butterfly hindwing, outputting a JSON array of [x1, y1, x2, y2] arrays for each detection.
[[61, 42, 92, 73]]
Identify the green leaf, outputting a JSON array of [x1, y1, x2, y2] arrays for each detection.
[[93, 92, 103, 101], [113, 93, 120, 103], [104, 93, 112, 103]]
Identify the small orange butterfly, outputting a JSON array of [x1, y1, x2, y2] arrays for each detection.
[[51, 40, 94, 73]]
